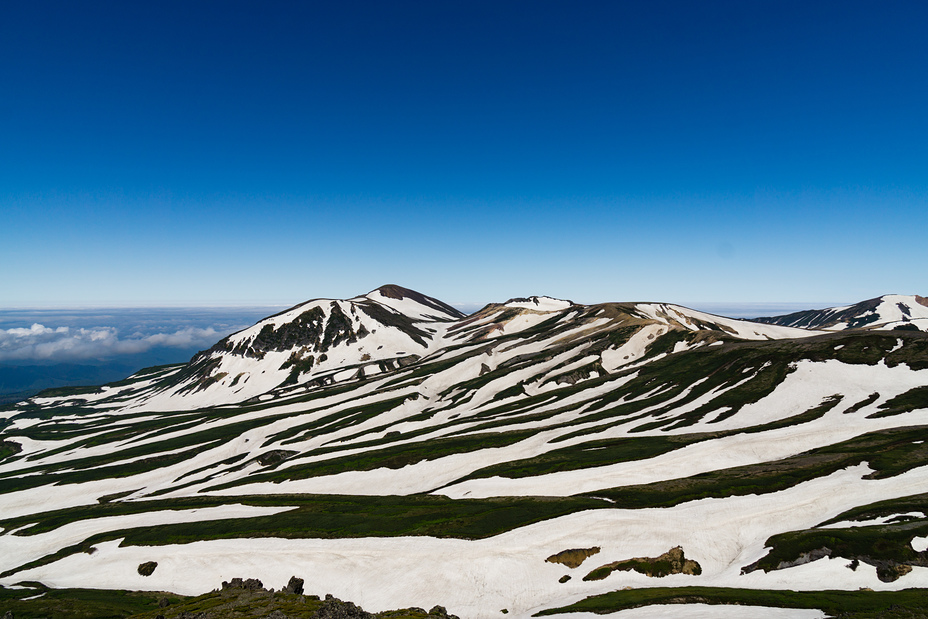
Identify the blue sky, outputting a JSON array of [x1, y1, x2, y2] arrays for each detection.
[[2, 1, 927, 309]]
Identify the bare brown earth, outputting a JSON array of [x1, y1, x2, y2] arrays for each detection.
[[545, 547, 601, 569], [583, 546, 701, 581]]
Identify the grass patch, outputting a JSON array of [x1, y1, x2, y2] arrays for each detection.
[[0, 493, 607, 578], [534, 586, 928, 617], [582, 426, 928, 508], [0, 582, 178, 618], [744, 520, 928, 582]]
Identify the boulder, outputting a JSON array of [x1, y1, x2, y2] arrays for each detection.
[[283, 576, 304, 595]]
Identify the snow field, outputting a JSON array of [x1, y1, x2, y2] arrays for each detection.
[[634, 304, 822, 340], [506, 297, 573, 312], [0, 504, 296, 574], [601, 324, 667, 372], [8, 463, 928, 618]]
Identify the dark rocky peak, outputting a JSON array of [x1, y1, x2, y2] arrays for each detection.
[[367, 284, 466, 320]]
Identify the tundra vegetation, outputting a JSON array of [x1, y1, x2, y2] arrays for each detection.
[[2, 288, 928, 617]]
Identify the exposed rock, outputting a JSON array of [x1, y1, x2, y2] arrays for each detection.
[[137, 561, 158, 576], [558, 575, 571, 583], [877, 562, 914, 583], [584, 546, 701, 581], [256, 450, 297, 467], [283, 576, 304, 595], [315, 594, 372, 618], [776, 547, 832, 570], [221, 577, 265, 591], [546, 546, 601, 569]]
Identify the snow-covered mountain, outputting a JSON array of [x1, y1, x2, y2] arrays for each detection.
[[138, 285, 464, 408], [2, 287, 928, 618], [127, 290, 822, 412], [754, 294, 928, 332]]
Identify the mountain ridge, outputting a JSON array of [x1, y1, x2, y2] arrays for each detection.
[[127, 286, 835, 411], [2, 286, 928, 618], [755, 294, 928, 332]]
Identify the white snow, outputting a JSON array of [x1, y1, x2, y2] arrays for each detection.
[[912, 535, 928, 553], [8, 464, 928, 618], [0, 504, 295, 573], [634, 304, 822, 340], [820, 295, 928, 331], [823, 512, 925, 529], [506, 297, 572, 312], [601, 324, 667, 372], [5, 290, 928, 617]]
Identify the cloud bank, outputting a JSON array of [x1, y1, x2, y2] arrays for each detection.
[[0, 323, 222, 362]]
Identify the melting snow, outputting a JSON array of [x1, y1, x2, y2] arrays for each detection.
[[506, 297, 572, 312], [912, 536, 928, 553]]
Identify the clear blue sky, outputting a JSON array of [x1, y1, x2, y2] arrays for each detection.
[[2, 1, 926, 309]]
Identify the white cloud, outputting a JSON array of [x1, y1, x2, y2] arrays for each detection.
[[0, 323, 222, 362]]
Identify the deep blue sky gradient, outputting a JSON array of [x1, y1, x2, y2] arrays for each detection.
[[2, 1, 926, 308]]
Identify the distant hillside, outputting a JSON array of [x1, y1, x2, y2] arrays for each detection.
[[2, 286, 928, 618], [754, 294, 928, 332]]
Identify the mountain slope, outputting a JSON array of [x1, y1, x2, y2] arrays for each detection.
[[1, 287, 928, 618], [133, 285, 465, 409], [755, 294, 928, 332]]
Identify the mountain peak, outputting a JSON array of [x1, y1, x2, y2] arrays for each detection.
[[754, 293, 928, 332], [503, 296, 574, 311], [364, 284, 466, 321]]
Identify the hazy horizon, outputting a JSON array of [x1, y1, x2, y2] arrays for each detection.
[[0, 298, 844, 400]]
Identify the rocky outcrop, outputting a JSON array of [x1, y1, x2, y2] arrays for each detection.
[[137, 561, 158, 576], [282, 576, 304, 595], [545, 547, 601, 569], [741, 546, 927, 583], [316, 594, 372, 619], [256, 450, 298, 467], [584, 546, 701, 581], [221, 577, 265, 591]]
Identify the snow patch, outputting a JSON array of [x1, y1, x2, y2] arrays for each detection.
[[506, 297, 572, 312], [912, 536, 928, 553]]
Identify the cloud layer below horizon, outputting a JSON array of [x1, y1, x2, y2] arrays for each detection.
[[0, 307, 286, 366], [0, 323, 223, 362]]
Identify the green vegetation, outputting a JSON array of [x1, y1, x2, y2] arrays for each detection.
[[0, 493, 607, 578], [458, 434, 698, 481], [0, 582, 179, 618], [582, 547, 700, 581], [209, 427, 541, 491], [535, 586, 928, 617], [584, 426, 928, 508], [0, 583, 456, 619], [0, 439, 21, 462], [821, 491, 928, 527], [746, 520, 928, 582], [871, 386, 928, 418]]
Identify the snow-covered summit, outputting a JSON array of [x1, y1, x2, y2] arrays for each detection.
[[127, 287, 844, 411], [633, 302, 825, 340], [132, 285, 464, 409], [754, 294, 928, 332], [504, 296, 574, 312]]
